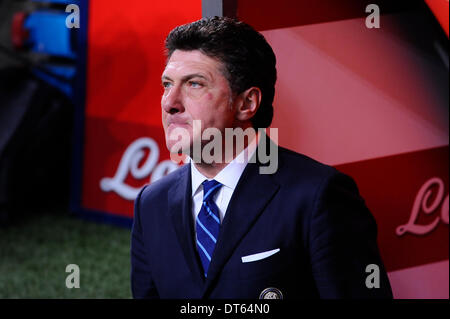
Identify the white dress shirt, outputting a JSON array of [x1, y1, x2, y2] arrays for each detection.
[[190, 135, 259, 228]]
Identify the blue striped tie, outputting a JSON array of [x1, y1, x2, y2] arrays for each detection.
[[196, 179, 222, 277]]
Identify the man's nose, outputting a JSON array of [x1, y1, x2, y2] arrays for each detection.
[[162, 85, 184, 115]]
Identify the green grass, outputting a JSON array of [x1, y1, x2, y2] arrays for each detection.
[[0, 211, 132, 298]]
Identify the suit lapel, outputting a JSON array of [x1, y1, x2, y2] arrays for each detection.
[[202, 140, 280, 297], [168, 164, 205, 290]]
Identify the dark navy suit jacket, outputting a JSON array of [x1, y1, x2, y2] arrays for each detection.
[[131, 141, 393, 299]]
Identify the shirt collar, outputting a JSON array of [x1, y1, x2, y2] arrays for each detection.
[[190, 133, 259, 196]]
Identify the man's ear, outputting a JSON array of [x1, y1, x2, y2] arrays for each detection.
[[235, 87, 261, 122]]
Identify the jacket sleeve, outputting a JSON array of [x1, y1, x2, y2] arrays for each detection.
[[131, 186, 160, 299], [309, 172, 393, 299]]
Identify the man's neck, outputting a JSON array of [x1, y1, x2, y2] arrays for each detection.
[[192, 129, 258, 179], [194, 162, 228, 179]]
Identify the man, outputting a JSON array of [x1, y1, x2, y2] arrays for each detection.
[[131, 16, 393, 299]]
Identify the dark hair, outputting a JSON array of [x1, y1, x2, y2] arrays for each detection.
[[165, 16, 277, 129]]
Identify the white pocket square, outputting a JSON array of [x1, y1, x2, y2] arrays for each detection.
[[241, 248, 280, 263]]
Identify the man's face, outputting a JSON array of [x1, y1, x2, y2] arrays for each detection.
[[161, 50, 236, 154]]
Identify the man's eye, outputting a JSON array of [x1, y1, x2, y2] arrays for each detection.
[[162, 82, 172, 89], [188, 81, 203, 88]]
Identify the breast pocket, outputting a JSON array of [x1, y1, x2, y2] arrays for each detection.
[[238, 248, 284, 280]]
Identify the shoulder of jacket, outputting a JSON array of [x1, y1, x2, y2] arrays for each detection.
[[276, 146, 339, 181], [139, 163, 189, 201]]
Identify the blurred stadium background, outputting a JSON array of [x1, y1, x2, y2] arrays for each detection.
[[0, 0, 131, 298]]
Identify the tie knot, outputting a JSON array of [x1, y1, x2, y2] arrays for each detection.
[[202, 179, 222, 201]]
